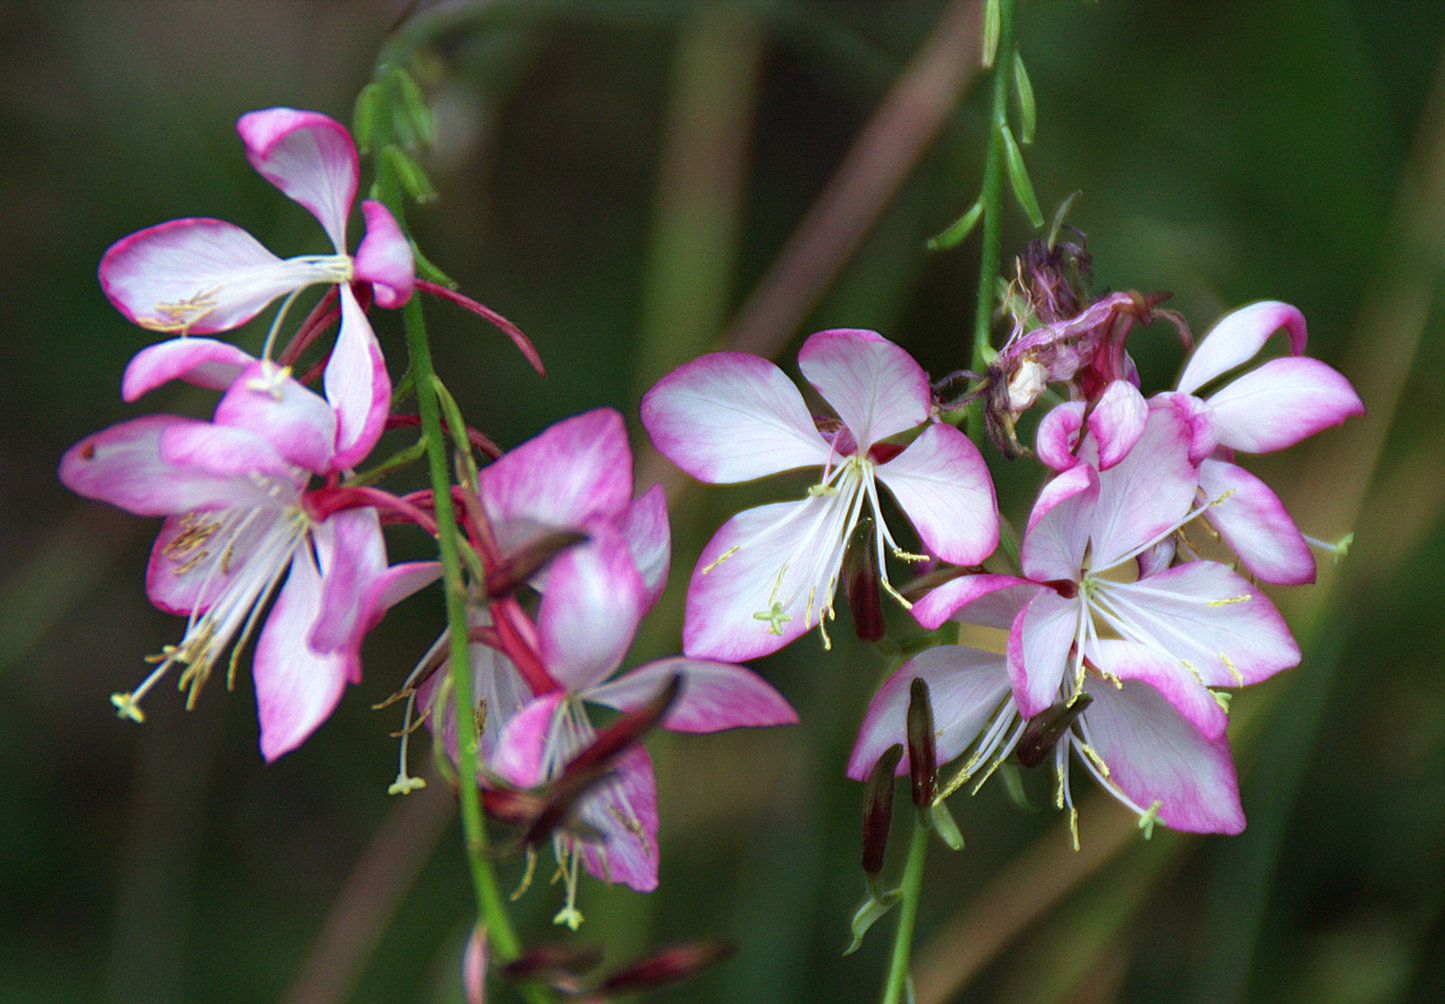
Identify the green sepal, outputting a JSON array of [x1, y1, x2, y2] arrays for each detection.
[[1012, 49, 1036, 145], [1000, 761, 1034, 810], [411, 240, 456, 288], [381, 145, 438, 205], [843, 884, 900, 956], [929, 801, 964, 851], [1001, 124, 1044, 228], [982, 0, 1001, 68], [926, 197, 984, 251], [390, 66, 435, 149], [352, 82, 387, 155]]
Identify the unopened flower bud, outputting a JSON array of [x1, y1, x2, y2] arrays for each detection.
[[861, 744, 903, 879], [1015, 692, 1092, 768], [597, 940, 736, 994], [844, 518, 885, 642], [907, 677, 938, 808]]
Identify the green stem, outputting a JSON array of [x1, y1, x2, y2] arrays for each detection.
[[968, 0, 1017, 441], [374, 78, 548, 1002], [880, 822, 930, 1004]]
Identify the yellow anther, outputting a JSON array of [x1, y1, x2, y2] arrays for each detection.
[[1206, 593, 1251, 607], [700, 545, 739, 574]]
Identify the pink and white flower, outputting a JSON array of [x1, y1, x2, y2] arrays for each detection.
[[99, 108, 413, 467], [491, 525, 796, 906], [406, 409, 795, 910], [1162, 301, 1365, 584], [915, 399, 1300, 744], [641, 329, 998, 662], [59, 360, 390, 760]]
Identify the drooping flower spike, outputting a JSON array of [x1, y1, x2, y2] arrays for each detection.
[[59, 360, 399, 760], [641, 329, 998, 662], [99, 107, 413, 468]]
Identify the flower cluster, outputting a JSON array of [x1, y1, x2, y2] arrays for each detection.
[[643, 289, 1361, 839], [62, 109, 796, 923]]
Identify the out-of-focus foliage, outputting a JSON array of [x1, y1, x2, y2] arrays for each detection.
[[1, 2, 1441, 1002]]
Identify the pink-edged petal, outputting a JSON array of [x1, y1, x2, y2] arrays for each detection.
[[1087, 381, 1149, 470], [681, 495, 850, 662], [99, 218, 323, 334], [60, 416, 282, 515], [143, 507, 293, 615], [1200, 459, 1314, 585], [797, 329, 929, 448], [1153, 390, 1219, 464], [1035, 402, 1087, 471], [911, 572, 1035, 631], [640, 352, 829, 483], [306, 508, 386, 667], [617, 484, 671, 609], [1205, 356, 1365, 454], [875, 423, 998, 565], [121, 337, 256, 401], [1088, 405, 1198, 567], [253, 546, 349, 761], [493, 692, 564, 788], [1008, 590, 1079, 719], [1176, 301, 1307, 396], [537, 532, 646, 691], [1088, 638, 1228, 740], [479, 408, 633, 553], [213, 362, 338, 474], [158, 421, 301, 487], [236, 108, 358, 251], [1106, 561, 1300, 688], [585, 657, 797, 733], [574, 745, 660, 892], [846, 645, 1012, 780], [354, 201, 414, 307], [325, 285, 391, 470], [1079, 677, 1244, 834], [1020, 464, 1097, 582]]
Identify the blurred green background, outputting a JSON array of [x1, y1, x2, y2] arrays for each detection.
[[2, 1, 1442, 1002]]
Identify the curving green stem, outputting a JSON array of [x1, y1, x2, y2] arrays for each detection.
[[968, 0, 1017, 442], [374, 85, 548, 1002], [880, 822, 930, 1004]]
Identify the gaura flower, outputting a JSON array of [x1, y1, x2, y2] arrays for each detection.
[[915, 398, 1300, 745], [99, 107, 413, 468], [491, 524, 796, 910], [59, 360, 390, 760], [411, 409, 667, 766], [403, 409, 795, 913], [641, 329, 998, 662], [1162, 301, 1364, 584], [846, 640, 1246, 836]]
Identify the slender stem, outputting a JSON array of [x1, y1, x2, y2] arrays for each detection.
[[374, 85, 547, 1002], [968, 0, 1017, 441], [880, 822, 930, 1004]]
